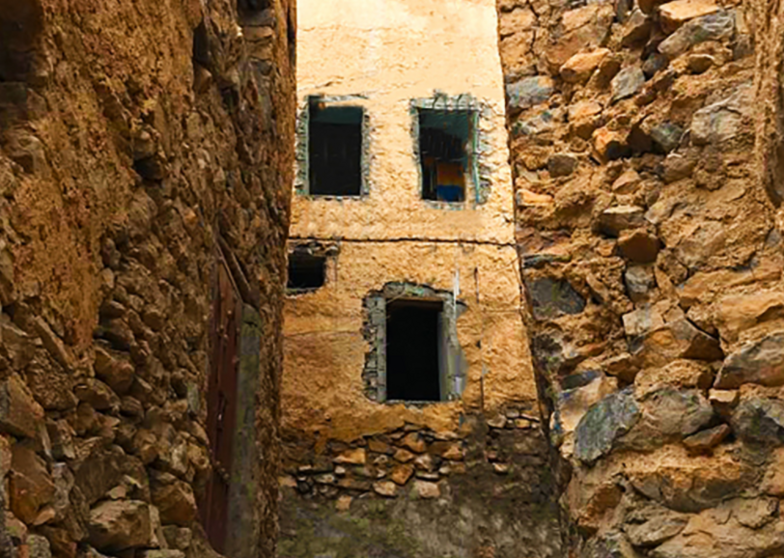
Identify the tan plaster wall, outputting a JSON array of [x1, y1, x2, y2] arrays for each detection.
[[283, 241, 534, 440], [290, 0, 515, 243], [283, 0, 534, 442]]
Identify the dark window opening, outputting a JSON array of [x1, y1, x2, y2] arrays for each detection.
[[287, 252, 326, 291], [386, 299, 443, 402], [309, 100, 363, 196], [419, 109, 470, 202]]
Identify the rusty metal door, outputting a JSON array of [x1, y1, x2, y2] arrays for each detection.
[[200, 258, 241, 553]]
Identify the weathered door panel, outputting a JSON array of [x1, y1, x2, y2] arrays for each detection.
[[200, 259, 241, 553]]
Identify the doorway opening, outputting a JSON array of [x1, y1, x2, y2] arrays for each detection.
[[386, 299, 444, 402]]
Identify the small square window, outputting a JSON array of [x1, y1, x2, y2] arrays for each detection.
[[308, 100, 363, 196], [386, 299, 444, 402], [418, 109, 471, 202], [287, 252, 326, 292]]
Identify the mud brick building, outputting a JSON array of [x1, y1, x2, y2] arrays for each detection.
[[278, 1, 564, 556]]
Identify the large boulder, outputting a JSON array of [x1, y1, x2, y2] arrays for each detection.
[[659, 0, 720, 32], [636, 319, 723, 366], [731, 397, 784, 445], [87, 500, 157, 552], [72, 445, 125, 506], [652, 498, 784, 558], [595, 206, 646, 237], [0, 374, 45, 439], [525, 277, 586, 320], [575, 388, 641, 463], [715, 332, 784, 388], [94, 345, 135, 395], [618, 229, 661, 263], [623, 504, 689, 547], [626, 388, 714, 449], [25, 353, 78, 411], [555, 372, 618, 444], [628, 452, 754, 513], [612, 67, 645, 103], [623, 306, 664, 339], [713, 291, 784, 344], [9, 443, 55, 524], [74, 379, 120, 411], [690, 83, 752, 146], [560, 48, 610, 83], [149, 471, 197, 527], [545, 4, 614, 70], [634, 360, 713, 399], [506, 76, 553, 112], [658, 11, 735, 58]]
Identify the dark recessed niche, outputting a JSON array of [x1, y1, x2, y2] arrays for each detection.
[[192, 21, 211, 69], [287, 252, 326, 292]]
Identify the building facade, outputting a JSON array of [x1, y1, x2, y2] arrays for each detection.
[[279, 1, 564, 556]]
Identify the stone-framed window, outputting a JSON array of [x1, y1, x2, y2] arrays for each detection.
[[410, 93, 493, 205], [295, 94, 372, 197], [362, 282, 468, 403]]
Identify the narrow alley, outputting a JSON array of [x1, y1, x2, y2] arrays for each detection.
[[3, 0, 784, 557]]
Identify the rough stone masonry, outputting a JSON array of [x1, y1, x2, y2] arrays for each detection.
[[0, 0, 295, 558], [497, 0, 784, 555]]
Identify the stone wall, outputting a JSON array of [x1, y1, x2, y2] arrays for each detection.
[[279, 404, 565, 558], [497, 0, 784, 555], [0, 0, 294, 557]]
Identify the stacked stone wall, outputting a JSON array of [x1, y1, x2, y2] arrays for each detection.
[[0, 0, 294, 557], [279, 404, 565, 558], [497, 0, 784, 555]]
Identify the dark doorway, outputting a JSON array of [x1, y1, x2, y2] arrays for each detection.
[[308, 100, 363, 196], [418, 109, 470, 202], [287, 252, 326, 291], [386, 299, 443, 402]]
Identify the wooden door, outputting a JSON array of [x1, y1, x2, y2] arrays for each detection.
[[200, 259, 241, 553]]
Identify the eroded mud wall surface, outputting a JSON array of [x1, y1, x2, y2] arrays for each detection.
[[0, 0, 294, 557], [497, 0, 784, 555]]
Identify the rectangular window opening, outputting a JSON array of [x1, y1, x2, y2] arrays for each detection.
[[386, 299, 444, 402], [308, 100, 363, 196], [287, 252, 326, 292], [418, 109, 470, 202]]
